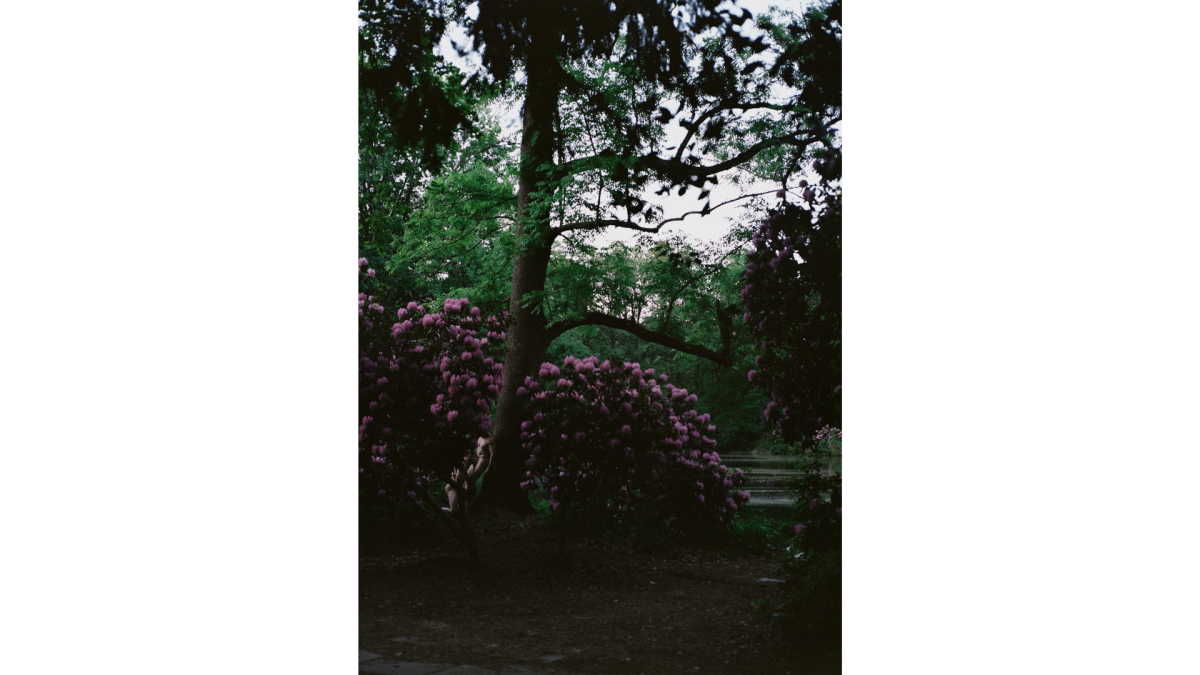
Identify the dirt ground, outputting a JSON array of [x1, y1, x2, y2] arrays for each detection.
[[359, 512, 839, 675]]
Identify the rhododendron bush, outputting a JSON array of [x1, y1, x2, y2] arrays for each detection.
[[358, 259, 506, 508], [517, 356, 749, 530], [774, 425, 842, 641], [742, 185, 841, 444]]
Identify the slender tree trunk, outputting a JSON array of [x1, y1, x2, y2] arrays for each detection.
[[474, 19, 560, 515]]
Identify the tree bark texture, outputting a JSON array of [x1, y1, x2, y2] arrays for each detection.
[[475, 20, 560, 514]]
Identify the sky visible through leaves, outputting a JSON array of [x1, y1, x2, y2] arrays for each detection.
[[431, 0, 828, 246]]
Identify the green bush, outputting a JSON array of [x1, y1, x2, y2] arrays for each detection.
[[770, 430, 841, 642]]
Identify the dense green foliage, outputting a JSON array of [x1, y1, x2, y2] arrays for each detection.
[[542, 233, 770, 451], [359, 0, 842, 542]]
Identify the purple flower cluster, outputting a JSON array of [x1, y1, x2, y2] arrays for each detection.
[[812, 425, 841, 442], [516, 356, 748, 523], [358, 259, 506, 496], [741, 195, 842, 443]]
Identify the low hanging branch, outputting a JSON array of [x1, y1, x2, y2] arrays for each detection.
[[552, 187, 782, 235], [551, 128, 827, 186], [545, 311, 731, 367]]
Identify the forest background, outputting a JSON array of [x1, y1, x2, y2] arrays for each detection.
[[358, 0, 841, 479], [355, 10, 846, 660]]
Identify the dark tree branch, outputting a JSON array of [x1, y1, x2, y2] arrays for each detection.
[[552, 187, 781, 235], [644, 132, 817, 180], [674, 102, 800, 163], [553, 111, 839, 185], [545, 312, 731, 368], [556, 219, 665, 235]]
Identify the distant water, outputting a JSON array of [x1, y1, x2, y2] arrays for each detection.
[[721, 452, 803, 515]]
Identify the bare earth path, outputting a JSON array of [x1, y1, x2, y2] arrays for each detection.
[[360, 514, 839, 675]]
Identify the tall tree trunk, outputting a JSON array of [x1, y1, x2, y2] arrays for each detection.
[[474, 19, 559, 515]]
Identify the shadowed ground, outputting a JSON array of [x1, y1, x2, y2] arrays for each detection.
[[360, 514, 839, 675]]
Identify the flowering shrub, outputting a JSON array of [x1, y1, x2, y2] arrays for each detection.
[[741, 187, 841, 444], [771, 427, 842, 640], [358, 258, 507, 503], [785, 427, 841, 564], [516, 356, 749, 529]]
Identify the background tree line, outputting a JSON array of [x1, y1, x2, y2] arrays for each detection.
[[360, 0, 841, 512]]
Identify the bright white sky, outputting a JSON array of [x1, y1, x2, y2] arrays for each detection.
[[433, 0, 825, 247]]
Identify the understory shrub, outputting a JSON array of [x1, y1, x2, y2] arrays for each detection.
[[772, 426, 842, 641], [741, 188, 841, 445], [516, 356, 750, 537], [358, 258, 506, 531]]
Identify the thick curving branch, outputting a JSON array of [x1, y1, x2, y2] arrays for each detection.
[[673, 102, 802, 163], [545, 312, 731, 367], [552, 126, 828, 186], [644, 132, 817, 181], [553, 188, 782, 235]]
